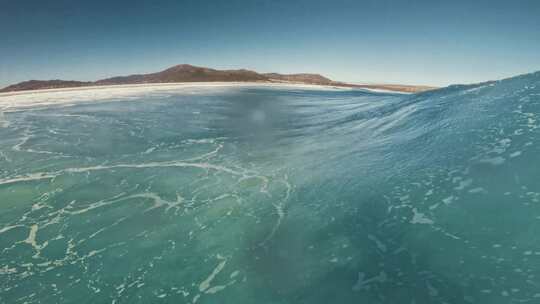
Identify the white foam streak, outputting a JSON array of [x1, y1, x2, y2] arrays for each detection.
[[199, 256, 227, 292], [0, 225, 23, 234], [410, 208, 434, 225], [0, 172, 58, 186], [0, 159, 247, 187]]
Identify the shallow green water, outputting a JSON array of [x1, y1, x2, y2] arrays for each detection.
[[1, 74, 540, 303]]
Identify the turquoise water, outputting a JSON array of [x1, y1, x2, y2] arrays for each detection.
[[1, 73, 540, 303]]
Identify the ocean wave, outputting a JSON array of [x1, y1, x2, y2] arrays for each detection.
[[0, 71, 539, 303]]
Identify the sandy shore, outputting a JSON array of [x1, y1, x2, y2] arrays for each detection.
[[0, 82, 407, 113], [0, 82, 353, 97]]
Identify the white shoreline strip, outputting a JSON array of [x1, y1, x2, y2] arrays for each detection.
[[0, 82, 351, 98], [357, 87, 412, 94], [0, 82, 357, 112]]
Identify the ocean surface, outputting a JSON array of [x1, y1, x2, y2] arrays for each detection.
[[0, 73, 539, 304]]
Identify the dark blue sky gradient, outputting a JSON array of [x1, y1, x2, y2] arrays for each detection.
[[1, 0, 539, 87]]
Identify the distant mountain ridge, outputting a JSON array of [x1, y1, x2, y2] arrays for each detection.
[[0, 64, 435, 93], [96, 64, 269, 85], [1, 80, 92, 92]]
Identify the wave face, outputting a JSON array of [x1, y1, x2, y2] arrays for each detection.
[[0, 75, 539, 303]]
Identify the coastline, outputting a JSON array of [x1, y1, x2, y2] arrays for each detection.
[[0, 80, 423, 99], [0, 82, 356, 112], [0, 82, 412, 114], [0, 81, 354, 98]]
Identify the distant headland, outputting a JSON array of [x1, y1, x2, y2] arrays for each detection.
[[0, 64, 437, 93]]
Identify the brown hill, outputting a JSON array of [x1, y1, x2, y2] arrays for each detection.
[[1, 80, 91, 92], [96, 64, 268, 85], [263, 73, 333, 85]]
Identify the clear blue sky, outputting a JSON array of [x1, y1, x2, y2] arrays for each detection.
[[1, 0, 539, 87]]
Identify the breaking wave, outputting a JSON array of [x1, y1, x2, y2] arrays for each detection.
[[0, 72, 539, 303]]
